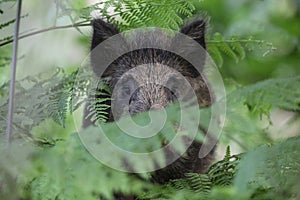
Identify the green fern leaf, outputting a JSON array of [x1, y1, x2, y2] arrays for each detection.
[[227, 76, 300, 115], [213, 33, 239, 63], [230, 36, 246, 59], [208, 44, 224, 67], [186, 173, 212, 193]]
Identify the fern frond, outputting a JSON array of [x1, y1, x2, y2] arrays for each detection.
[[207, 44, 224, 67], [208, 33, 276, 67], [46, 90, 69, 127], [0, 35, 13, 43], [213, 33, 239, 63], [208, 154, 240, 186], [75, 0, 198, 31], [41, 69, 79, 127], [230, 36, 246, 59], [224, 146, 231, 161], [227, 76, 300, 115], [0, 14, 28, 30], [186, 173, 211, 193], [168, 149, 240, 192], [0, 68, 92, 137]]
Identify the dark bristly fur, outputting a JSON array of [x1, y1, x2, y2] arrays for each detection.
[[83, 18, 215, 197]]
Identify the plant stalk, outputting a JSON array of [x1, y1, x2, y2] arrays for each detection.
[[6, 0, 23, 146]]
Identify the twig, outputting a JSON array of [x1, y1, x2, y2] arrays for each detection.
[[0, 21, 91, 47], [207, 39, 273, 46], [6, 0, 22, 146]]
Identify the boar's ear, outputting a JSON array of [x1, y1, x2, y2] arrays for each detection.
[[91, 19, 127, 77], [180, 19, 206, 49], [171, 19, 206, 77], [91, 18, 120, 50]]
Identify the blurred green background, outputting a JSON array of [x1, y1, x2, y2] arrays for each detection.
[[200, 0, 300, 83]]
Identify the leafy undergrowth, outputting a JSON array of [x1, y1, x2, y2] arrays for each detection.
[[140, 137, 300, 200], [0, 68, 299, 199], [0, 135, 299, 200]]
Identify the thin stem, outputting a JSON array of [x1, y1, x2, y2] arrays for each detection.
[[207, 39, 273, 46], [6, 0, 22, 146], [0, 21, 91, 47]]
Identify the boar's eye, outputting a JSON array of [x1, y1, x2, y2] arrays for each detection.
[[117, 76, 137, 99], [166, 76, 182, 98], [120, 85, 131, 96]]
